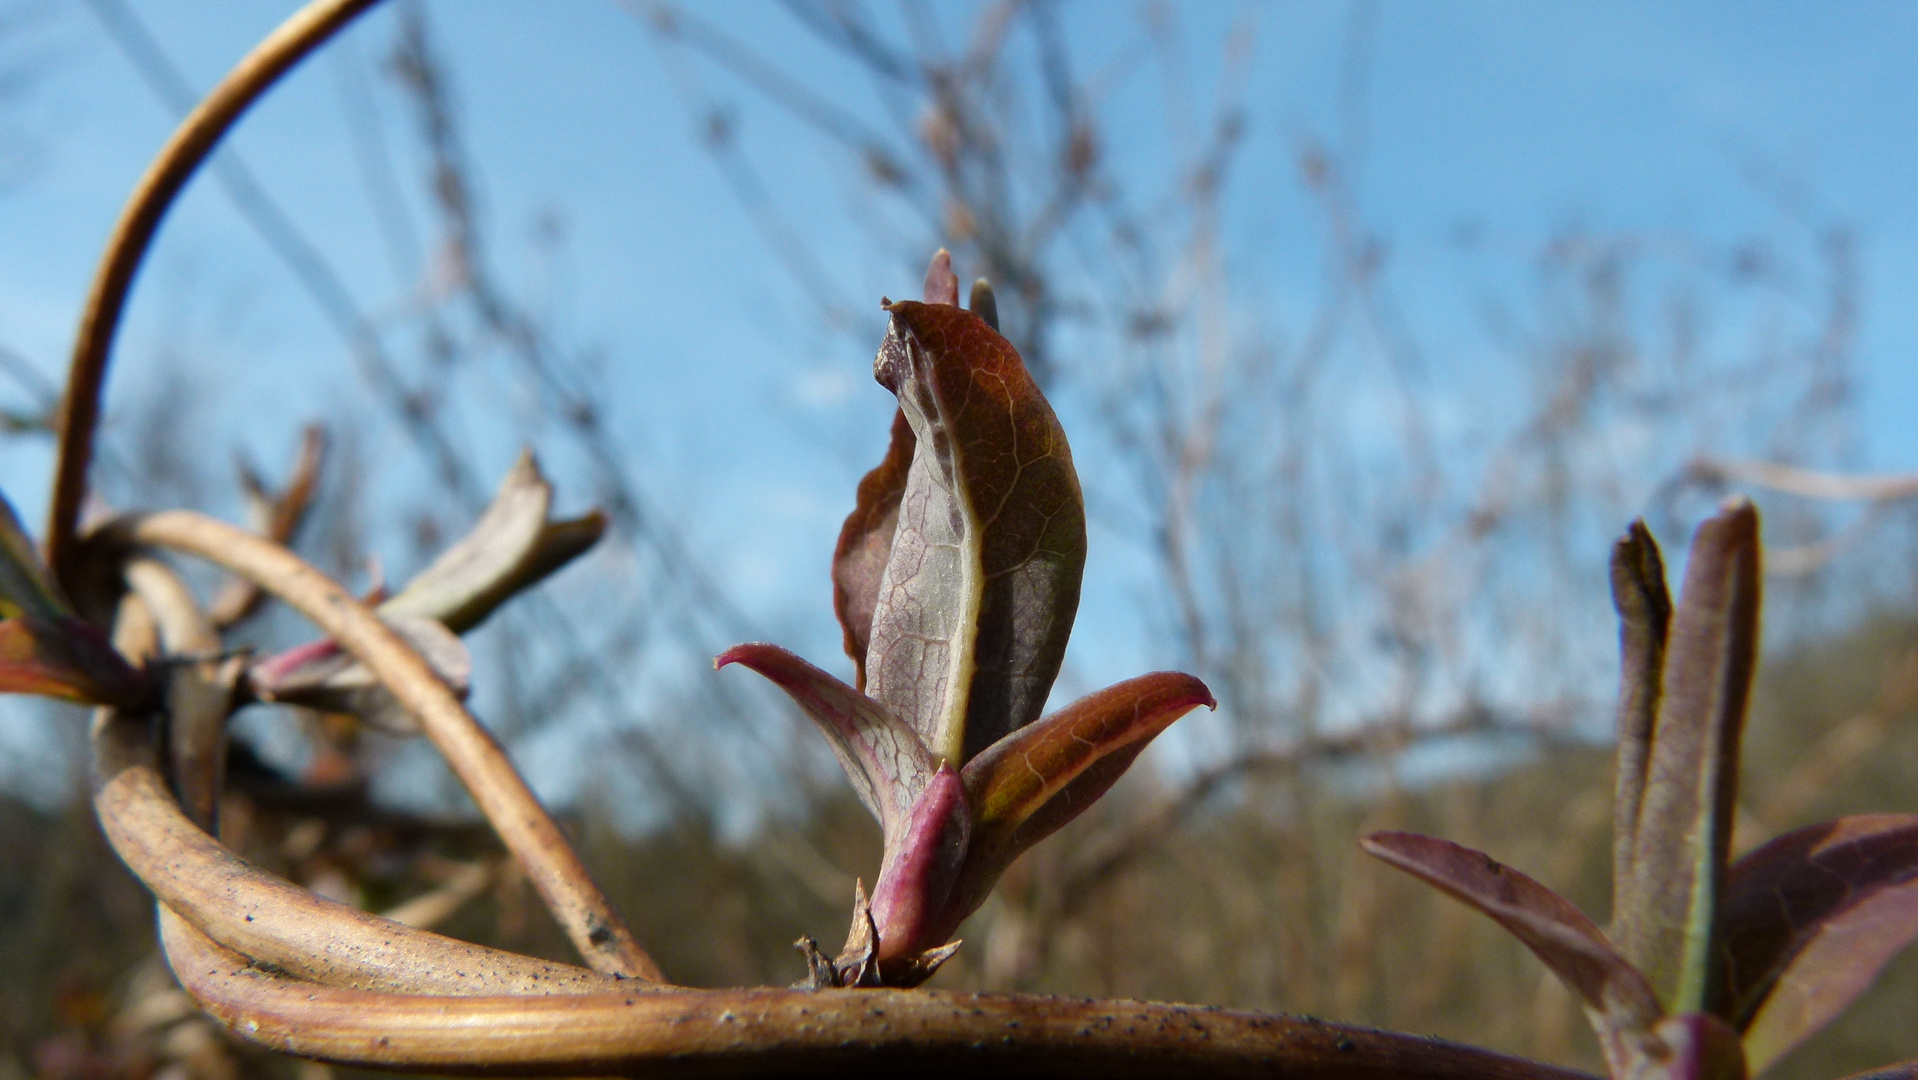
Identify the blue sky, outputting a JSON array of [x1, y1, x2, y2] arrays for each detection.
[[1, 1, 1914, 808]]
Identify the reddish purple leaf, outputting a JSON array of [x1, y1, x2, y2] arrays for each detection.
[[923, 248, 959, 307], [0, 615, 149, 708], [869, 763, 970, 973], [1361, 831, 1662, 1054], [716, 643, 935, 842], [941, 673, 1212, 931], [831, 408, 914, 691], [864, 299, 1086, 765], [1719, 814, 1918, 1072], [1643, 1012, 1748, 1080], [1615, 498, 1760, 1013]]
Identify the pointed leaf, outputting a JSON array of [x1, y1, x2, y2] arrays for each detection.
[[869, 762, 970, 972], [1361, 831, 1663, 1051], [865, 299, 1086, 764], [923, 248, 959, 307], [716, 643, 935, 841], [380, 451, 604, 634], [0, 616, 149, 707], [968, 277, 999, 331], [832, 409, 914, 690], [1616, 498, 1760, 1013], [1716, 815, 1918, 1072], [251, 615, 470, 735], [1611, 519, 1673, 912], [0, 492, 69, 621]]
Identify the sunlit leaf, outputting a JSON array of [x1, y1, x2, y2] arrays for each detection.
[[867, 762, 969, 976], [0, 491, 69, 621], [947, 672, 1213, 921], [0, 615, 149, 707], [864, 297, 1086, 764], [1718, 814, 1918, 1072], [1615, 498, 1760, 1013], [831, 409, 914, 691], [250, 615, 470, 735], [716, 642, 935, 842], [1361, 831, 1663, 1058], [1610, 518, 1672, 913]]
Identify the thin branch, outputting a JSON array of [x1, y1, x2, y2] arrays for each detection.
[[107, 509, 664, 982], [48, 0, 381, 588], [1691, 457, 1918, 503]]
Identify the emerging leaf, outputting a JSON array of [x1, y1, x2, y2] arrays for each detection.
[[1719, 815, 1918, 1072], [250, 615, 470, 735], [1643, 1012, 1748, 1080], [868, 763, 970, 976], [0, 491, 71, 622], [968, 277, 999, 331], [923, 247, 959, 307], [950, 672, 1214, 922], [380, 451, 605, 634], [865, 298, 1086, 764], [831, 409, 914, 690], [716, 643, 935, 844], [1610, 519, 1672, 915], [1361, 830, 1663, 1076], [1614, 499, 1760, 1014], [0, 615, 150, 708]]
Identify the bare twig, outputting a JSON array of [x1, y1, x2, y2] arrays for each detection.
[[48, 0, 381, 588], [106, 509, 664, 981], [1691, 458, 1918, 503]]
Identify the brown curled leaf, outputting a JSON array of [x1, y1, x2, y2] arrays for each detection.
[[716, 643, 935, 843], [381, 451, 604, 634], [865, 299, 1086, 765], [1616, 498, 1760, 1014], [951, 672, 1214, 919], [1611, 518, 1672, 911], [0, 615, 150, 707], [832, 408, 914, 690], [1719, 814, 1918, 1072], [1361, 830, 1663, 1073]]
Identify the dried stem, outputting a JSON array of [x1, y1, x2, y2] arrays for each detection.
[[155, 906, 1587, 1079], [46, 0, 379, 587], [106, 509, 663, 981], [1692, 458, 1918, 503], [91, 705, 622, 995]]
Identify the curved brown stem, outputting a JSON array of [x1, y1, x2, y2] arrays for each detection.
[[92, 706, 619, 996], [107, 509, 663, 982], [157, 908, 1588, 1080], [46, 0, 379, 587]]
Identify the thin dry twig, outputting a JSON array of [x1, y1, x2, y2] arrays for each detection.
[[46, 0, 379, 588], [1692, 458, 1918, 503], [104, 509, 664, 981]]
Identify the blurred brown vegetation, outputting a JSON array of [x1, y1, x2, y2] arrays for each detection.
[[6, 3, 1918, 1079]]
